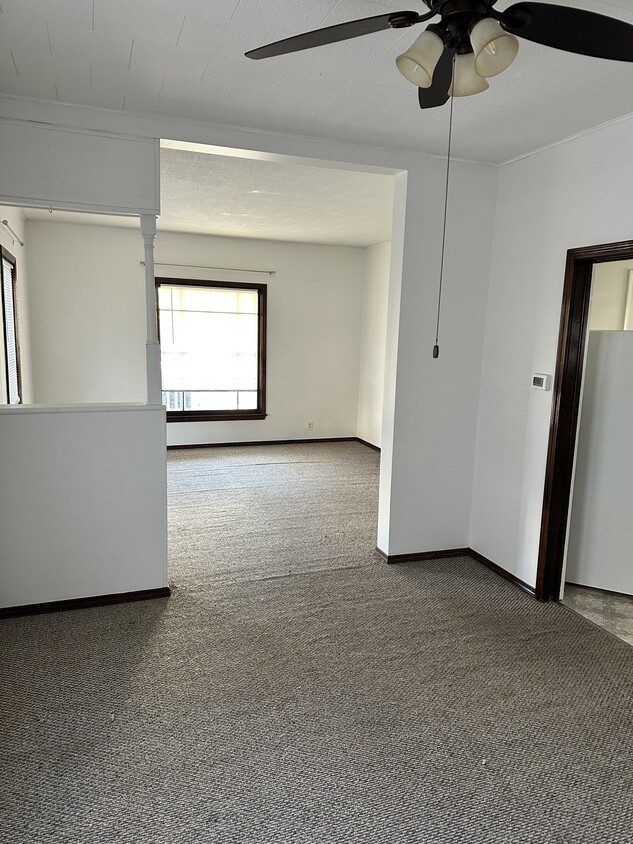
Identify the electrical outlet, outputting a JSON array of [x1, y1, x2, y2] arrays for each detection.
[[307, 421, 313, 431]]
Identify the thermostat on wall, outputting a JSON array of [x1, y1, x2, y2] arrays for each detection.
[[532, 373, 552, 391]]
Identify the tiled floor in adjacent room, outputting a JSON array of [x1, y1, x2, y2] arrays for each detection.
[[563, 583, 633, 647]]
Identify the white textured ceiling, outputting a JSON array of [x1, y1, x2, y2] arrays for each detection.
[[22, 144, 396, 247], [159, 145, 395, 245], [2, 1, 633, 162]]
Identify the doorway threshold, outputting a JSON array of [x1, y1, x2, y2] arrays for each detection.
[[562, 583, 633, 647]]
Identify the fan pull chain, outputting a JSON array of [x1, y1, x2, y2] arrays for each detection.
[[433, 55, 456, 360]]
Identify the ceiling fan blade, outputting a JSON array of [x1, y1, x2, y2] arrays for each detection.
[[246, 11, 424, 59], [500, 2, 633, 61], [418, 45, 455, 109]]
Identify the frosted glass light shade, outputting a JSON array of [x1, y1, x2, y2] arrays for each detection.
[[396, 29, 445, 88], [449, 53, 489, 97], [471, 18, 519, 77]]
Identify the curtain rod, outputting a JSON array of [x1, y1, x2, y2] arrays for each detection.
[[1, 220, 24, 247], [140, 261, 275, 275]]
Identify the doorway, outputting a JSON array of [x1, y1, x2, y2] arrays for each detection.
[[536, 241, 633, 639]]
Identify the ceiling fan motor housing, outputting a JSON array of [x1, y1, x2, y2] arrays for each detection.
[[424, 0, 490, 17], [422, 1, 497, 51]]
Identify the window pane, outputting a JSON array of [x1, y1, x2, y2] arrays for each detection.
[[158, 285, 258, 314], [184, 391, 238, 411], [236, 314, 258, 353], [160, 311, 257, 355], [160, 352, 258, 392], [162, 390, 183, 411], [238, 391, 258, 410], [235, 353, 258, 387], [157, 286, 173, 310], [179, 287, 237, 313], [236, 290, 258, 314]]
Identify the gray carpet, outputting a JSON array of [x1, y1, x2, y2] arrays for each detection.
[[1, 442, 632, 843], [166, 442, 380, 587]]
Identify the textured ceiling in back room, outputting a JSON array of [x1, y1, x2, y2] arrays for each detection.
[[2, 1, 633, 162], [158, 146, 395, 246]]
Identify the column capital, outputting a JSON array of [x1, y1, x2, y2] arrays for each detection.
[[140, 214, 157, 240]]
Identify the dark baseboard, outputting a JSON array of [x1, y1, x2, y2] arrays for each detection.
[[376, 547, 471, 564], [0, 587, 171, 619], [467, 548, 536, 596], [377, 546, 536, 597], [356, 437, 381, 453], [167, 436, 378, 450]]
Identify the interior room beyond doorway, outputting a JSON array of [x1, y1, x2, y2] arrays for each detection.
[[562, 258, 633, 646]]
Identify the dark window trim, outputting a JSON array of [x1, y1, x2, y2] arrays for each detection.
[[155, 277, 267, 423], [0, 245, 22, 405]]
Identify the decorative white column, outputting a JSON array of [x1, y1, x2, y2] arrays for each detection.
[[141, 214, 162, 405]]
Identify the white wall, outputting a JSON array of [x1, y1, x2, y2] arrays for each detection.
[[0, 205, 32, 403], [25, 220, 148, 404], [471, 115, 633, 588], [590, 260, 633, 330], [155, 230, 365, 446], [1, 99, 499, 563], [566, 332, 633, 594], [0, 119, 159, 215], [24, 220, 366, 443], [0, 119, 167, 612], [357, 241, 390, 448], [379, 163, 497, 555], [0, 404, 167, 608]]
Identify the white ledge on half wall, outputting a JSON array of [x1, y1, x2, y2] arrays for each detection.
[[0, 403, 165, 415]]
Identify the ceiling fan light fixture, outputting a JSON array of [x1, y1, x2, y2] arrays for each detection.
[[449, 52, 489, 97], [470, 18, 519, 77], [396, 29, 445, 88]]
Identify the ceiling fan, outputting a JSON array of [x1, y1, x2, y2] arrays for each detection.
[[246, 1, 633, 109]]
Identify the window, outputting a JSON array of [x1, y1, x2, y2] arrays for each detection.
[[1, 247, 21, 405], [156, 279, 266, 422]]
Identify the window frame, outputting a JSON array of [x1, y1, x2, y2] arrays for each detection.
[[155, 277, 267, 423], [0, 245, 22, 405]]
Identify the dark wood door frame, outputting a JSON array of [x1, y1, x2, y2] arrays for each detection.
[[536, 238, 633, 601]]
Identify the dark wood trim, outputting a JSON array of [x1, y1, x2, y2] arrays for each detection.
[[535, 239, 633, 602], [0, 587, 171, 619], [167, 411, 267, 423], [0, 246, 9, 402], [467, 548, 535, 597], [166, 436, 361, 450], [258, 281, 267, 421], [156, 277, 267, 422], [376, 547, 471, 564], [156, 278, 265, 290], [0, 244, 22, 405], [377, 546, 536, 596], [356, 437, 381, 453]]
